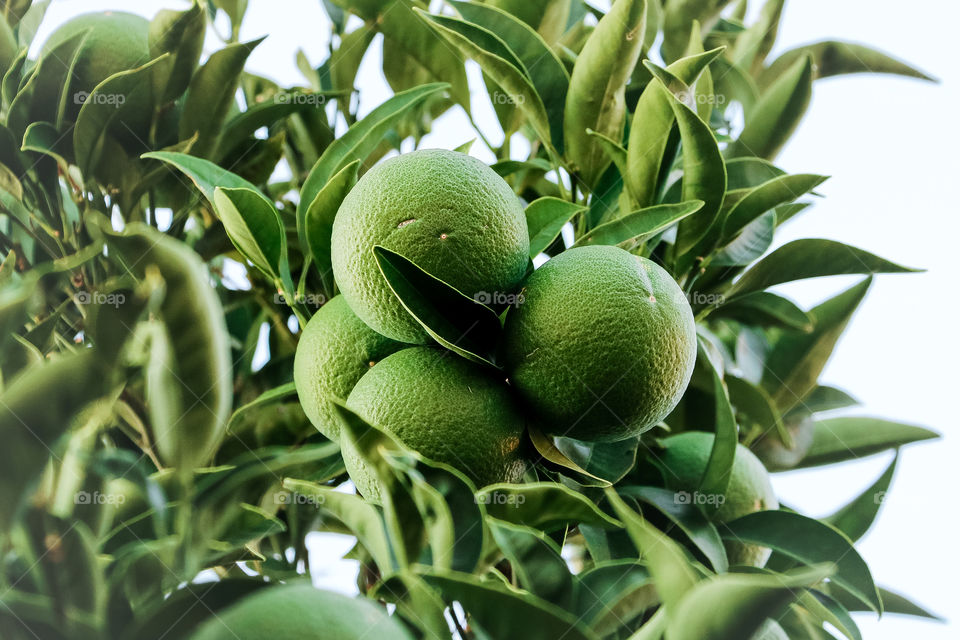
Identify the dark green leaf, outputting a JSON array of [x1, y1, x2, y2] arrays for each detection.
[[528, 424, 612, 486], [722, 173, 827, 242], [798, 417, 939, 468], [712, 291, 812, 331], [489, 520, 574, 607], [477, 482, 619, 532], [304, 160, 359, 296], [554, 435, 640, 484], [574, 561, 657, 636], [697, 340, 738, 502], [802, 385, 859, 413], [832, 586, 943, 621]]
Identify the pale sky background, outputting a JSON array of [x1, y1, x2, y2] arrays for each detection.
[[36, 1, 960, 637]]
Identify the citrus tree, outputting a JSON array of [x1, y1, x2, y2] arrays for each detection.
[[0, 1, 943, 638]]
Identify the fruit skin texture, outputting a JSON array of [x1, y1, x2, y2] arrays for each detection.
[[293, 296, 404, 442], [331, 149, 530, 343], [657, 431, 779, 567], [40, 12, 152, 128], [502, 245, 696, 442], [342, 346, 527, 502], [192, 583, 414, 640]]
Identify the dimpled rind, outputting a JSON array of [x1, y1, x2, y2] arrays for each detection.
[[342, 347, 527, 502], [331, 149, 530, 343], [192, 583, 414, 640], [293, 296, 404, 441], [501, 245, 697, 442], [658, 431, 779, 567]]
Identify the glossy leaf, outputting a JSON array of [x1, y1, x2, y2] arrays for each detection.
[[373, 246, 502, 366], [212, 186, 285, 278], [525, 196, 586, 257], [564, 0, 646, 186], [722, 173, 827, 242], [798, 417, 938, 468], [304, 160, 359, 296], [574, 200, 703, 247], [477, 482, 619, 532], [712, 210, 775, 266], [225, 382, 297, 432], [720, 510, 881, 612], [727, 54, 813, 160], [667, 564, 835, 640], [728, 239, 917, 299]]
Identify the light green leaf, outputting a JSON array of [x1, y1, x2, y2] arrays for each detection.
[[824, 452, 897, 544], [149, 0, 206, 103], [140, 150, 255, 202], [697, 340, 738, 503], [212, 186, 285, 278], [574, 200, 703, 247], [722, 173, 827, 242], [798, 417, 938, 468], [304, 160, 359, 296], [225, 382, 297, 432], [477, 482, 620, 532], [525, 196, 586, 257]]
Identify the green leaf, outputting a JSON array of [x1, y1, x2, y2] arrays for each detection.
[[477, 482, 620, 532], [104, 223, 233, 469], [727, 54, 813, 160], [667, 564, 835, 640], [226, 382, 297, 432], [416, 12, 555, 154], [140, 150, 256, 202], [574, 561, 657, 636], [722, 173, 828, 242], [297, 82, 447, 211], [451, 0, 569, 152], [73, 55, 169, 176], [0, 351, 108, 531], [723, 157, 785, 190], [179, 38, 265, 157], [554, 435, 640, 484], [762, 278, 870, 411], [798, 589, 862, 640], [620, 486, 728, 573], [525, 196, 586, 257], [663, 82, 727, 256], [489, 520, 574, 607], [759, 40, 935, 89], [729, 0, 785, 74], [832, 586, 942, 621], [802, 385, 859, 413], [148, 0, 206, 104], [528, 424, 613, 486], [712, 210, 775, 266], [624, 78, 675, 208], [212, 186, 285, 278], [798, 417, 938, 468], [711, 291, 812, 331], [824, 452, 897, 544], [574, 200, 703, 247], [20, 121, 71, 171], [564, 0, 646, 186], [304, 159, 359, 296], [728, 239, 917, 299], [697, 340, 738, 502], [720, 510, 881, 612], [605, 489, 699, 611], [585, 128, 627, 176], [421, 570, 601, 640], [372, 246, 502, 367]]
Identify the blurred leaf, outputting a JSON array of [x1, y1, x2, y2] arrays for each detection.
[[797, 417, 938, 468], [73, 55, 169, 176], [490, 519, 574, 607], [574, 560, 657, 636], [417, 11, 555, 154], [620, 486, 728, 572], [373, 246, 501, 367], [713, 291, 812, 330], [832, 585, 943, 621], [304, 160, 359, 296], [798, 589, 862, 640], [525, 196, 585, 257], [179, 38, 265, 157], [149, 0, 206, 103], [0, 351, 108, 531], [727, 239, 917, 299], [605, 489, 699, 611], [759, 40, 935, 88], [564, 0, 646, 186], [729, 0, 784, 74], [660, 0, 732, 62], [421, 570, 600, 640], [477, 482, 619, 532], [802, 385, 859, 413], [720, 510, 881, 612], [667, 564, 835, 640], [762, 278, 870, 412], [104, 223, 233, 469], [727, 54, 813, 160], [225, 382, 297, 432], [575, 200, 703, 247], [451, 0, 569, 152], [824, 452, 897, 543]]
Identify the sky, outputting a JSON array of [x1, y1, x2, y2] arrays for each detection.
[[33, 1, 960, 637]]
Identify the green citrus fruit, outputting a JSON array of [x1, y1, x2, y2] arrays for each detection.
[[657, 431, 779, 567], [750, 412, 815, 471], [294, 296, 404, 441], [501, 245, 696, 442], [192, 583, 414, 640], [40, 11, 152, 130], [342, 346, 527, 502], [331, 149, 529, 343]]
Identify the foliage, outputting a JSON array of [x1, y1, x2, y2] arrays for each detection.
[[0, 0, 941, 638]]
